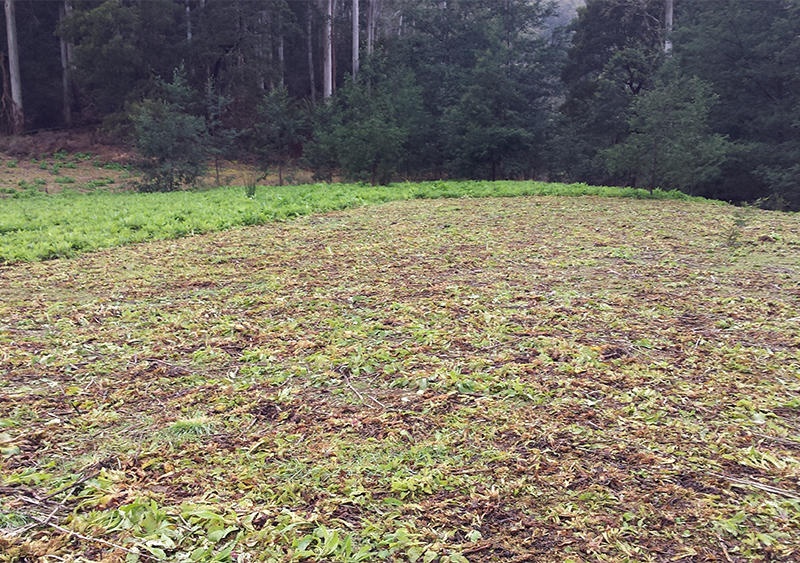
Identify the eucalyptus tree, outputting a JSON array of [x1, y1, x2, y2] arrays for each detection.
[[323, 0, 333, 98], [4, 0, 22, 134], [352, 0, 360, 79]]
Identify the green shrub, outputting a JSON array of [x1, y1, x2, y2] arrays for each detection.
[[132, 68, 208, 192]]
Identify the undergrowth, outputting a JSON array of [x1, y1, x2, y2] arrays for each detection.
[[0, 181, 704, 264]]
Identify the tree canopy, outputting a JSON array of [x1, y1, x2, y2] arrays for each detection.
[[0, 0, 797, 208]]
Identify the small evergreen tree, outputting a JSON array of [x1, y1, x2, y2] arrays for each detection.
[[255, 88, 305, 186], [305, 100, 339, 183], [132, 68, 208, 192], [324, 62, 424, 185], [204, 82, 239, 187], [602, 74, 729, 194]]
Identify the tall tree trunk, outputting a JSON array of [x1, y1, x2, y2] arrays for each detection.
[[278, 12, 284, 88], [59, 1, 72, 126], [366, 0, 381, 55], [5, 0, 22, 134], [332, 0, 337, 90], [352, 0, 359, 80], [665, 0, 674, 53], [307, 2, 316, 105], [260, 9, 269, 89], [366, 0, 373, 55], [185, 0, 192, 42], [323, 0, 333, 98]]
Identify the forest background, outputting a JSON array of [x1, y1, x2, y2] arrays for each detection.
[[0, 0, 798, 210]]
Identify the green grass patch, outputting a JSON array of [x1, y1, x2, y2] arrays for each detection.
[[0, 181, 705, 264]]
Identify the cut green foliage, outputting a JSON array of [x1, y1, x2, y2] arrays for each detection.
[[1, 195, 798, 562]]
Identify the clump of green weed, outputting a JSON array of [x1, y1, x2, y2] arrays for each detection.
[[0, 510, 31, 529], [166, 416, 217, 437], [17, 180, 45, 193], [83, 178, 113, 190], [243, 170, 261, 198]]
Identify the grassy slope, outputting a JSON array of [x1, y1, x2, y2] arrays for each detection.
[[1, 196, 799, 562]]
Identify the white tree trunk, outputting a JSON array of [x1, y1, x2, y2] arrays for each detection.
[[665, 0, 674, 52], [352, 0, 359, 80], [185, 0, 192, 42], [366, 0, 373, 55], [59, 1, 71, 126], [323, 0, 333, 98], [5, 0, 22, 134], [366, 0, 381, 55], [260, 10, 268, 89]]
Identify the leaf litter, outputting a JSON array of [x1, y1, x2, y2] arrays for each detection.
[[1, 195, 799, 562]]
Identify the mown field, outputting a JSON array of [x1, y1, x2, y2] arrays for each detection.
[[1, 191, 800, 562]]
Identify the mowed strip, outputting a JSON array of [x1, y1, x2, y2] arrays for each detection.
[[1, 196, 799, 562]]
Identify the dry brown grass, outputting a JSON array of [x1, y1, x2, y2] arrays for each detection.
[[0, 131, 317, 196]]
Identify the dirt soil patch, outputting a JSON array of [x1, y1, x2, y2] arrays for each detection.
[[0, 132, 315, 196]]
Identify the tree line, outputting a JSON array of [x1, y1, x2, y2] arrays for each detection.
[[1, 0, 798, 209]]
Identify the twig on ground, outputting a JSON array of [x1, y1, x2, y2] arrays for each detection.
[[28, 515, 157, 561], [750, 432, 800, 447], [344, 377, 386, 409], [367, 394, 386, 409], [719, 540, 734, 563], [344, 377, 371, 407], [711, 473, 800, 501], [462, 542, 493, 555]]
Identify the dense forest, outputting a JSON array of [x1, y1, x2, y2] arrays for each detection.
[[0, 0, 798, 209]]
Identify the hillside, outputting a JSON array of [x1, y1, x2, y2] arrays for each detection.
[[1, 195, 799, 562]]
